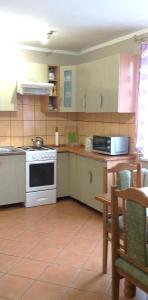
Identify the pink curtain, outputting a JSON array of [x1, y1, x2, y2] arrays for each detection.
[[136, 43, 148, 157]]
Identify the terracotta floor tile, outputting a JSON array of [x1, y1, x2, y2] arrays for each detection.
[[82, 254, 103, 272], [0, 274, 32, 299], [0, 199, 147, 300], [0, 240, 35, 257], [62, 288, 101, 300], [39, 234, 72, 250], [27, 245, 60, 262], [21, 280, 66, 300], [39, 263, 80, 286], [71, 269, 111, 294], [55, 250, 88, 268], [8, 257, 47, 279], [63, 237, 97, 255], [0, 254, 19, 273]]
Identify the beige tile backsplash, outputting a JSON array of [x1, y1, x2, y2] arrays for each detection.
[[0, 96, 136, 153]]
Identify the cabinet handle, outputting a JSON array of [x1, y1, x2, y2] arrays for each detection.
[[98, 94, 103, 110], [89, 171, 93, 184], [83, 94, 86, 112]]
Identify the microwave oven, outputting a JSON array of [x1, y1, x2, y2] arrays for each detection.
[[92, 136, 129, 155]]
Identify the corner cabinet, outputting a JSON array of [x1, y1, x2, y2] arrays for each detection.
[[41, 65, 60, 112], [69, 154, 105, 212], [60, 66, 76, 112], [77, 54, 138, 113]]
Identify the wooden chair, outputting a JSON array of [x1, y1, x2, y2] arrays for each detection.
[[111, 186, 148, 300], [95, 162, 142, 274]]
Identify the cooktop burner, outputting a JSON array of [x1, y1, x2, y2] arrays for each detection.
[[18, 146, 54, 151]]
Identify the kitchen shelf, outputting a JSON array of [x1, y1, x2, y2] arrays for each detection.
[[41, 65, 60, 112]]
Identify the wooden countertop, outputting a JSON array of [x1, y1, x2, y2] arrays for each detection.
[[47, 145, 136, 162]]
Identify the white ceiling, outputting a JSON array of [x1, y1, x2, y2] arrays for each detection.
[[0, 0, 148, 54]]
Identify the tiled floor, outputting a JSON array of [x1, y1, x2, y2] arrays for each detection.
[[0, 198, 147, 300]]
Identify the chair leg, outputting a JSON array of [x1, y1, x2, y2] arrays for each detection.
[[124, 280, 136, 298], [112, 269, 120, 300], [102, 228, 108, 274]]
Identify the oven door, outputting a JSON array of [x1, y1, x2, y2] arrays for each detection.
[[26, 159, 56, 192]]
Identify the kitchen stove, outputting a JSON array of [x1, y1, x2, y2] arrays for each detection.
[[19, 146, 57, 207]]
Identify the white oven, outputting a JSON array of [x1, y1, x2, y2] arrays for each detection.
[[26, 159, 56, 192], [20, 147, 57, 208]]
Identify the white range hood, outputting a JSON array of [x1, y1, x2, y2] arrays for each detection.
[[17, 81, 53, 96]]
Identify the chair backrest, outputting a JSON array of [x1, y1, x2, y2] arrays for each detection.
[[111, 186, 148, 269], [104, 162, 142, 193]]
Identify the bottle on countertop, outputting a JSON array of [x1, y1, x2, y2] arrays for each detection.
[[55, 127, 59, 146]]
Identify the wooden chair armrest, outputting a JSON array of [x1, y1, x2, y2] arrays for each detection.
[[95, 193, 111, 206]]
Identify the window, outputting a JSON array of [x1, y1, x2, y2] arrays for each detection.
[[136, 44, 148, 158]]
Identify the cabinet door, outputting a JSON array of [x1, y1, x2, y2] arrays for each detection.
[[57, 153, 69, 197], [0, 80, 17, 111], [76, 63, 89, 112], [0, 155, 25, 205], [77, 156, 105, 211], [18, 62, 48, 83], [99, 55, 119, 112], [85, 60, 103, 112], [60, 66, 76, 112], [69, 153, 79, 199]]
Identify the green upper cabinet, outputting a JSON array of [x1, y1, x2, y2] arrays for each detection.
[[60, 66, 76, 112], [76, 54, 138, 113]]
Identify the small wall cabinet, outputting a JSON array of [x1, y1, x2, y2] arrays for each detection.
[[60, 66, 76, 112], [41, 65, 60, 112]]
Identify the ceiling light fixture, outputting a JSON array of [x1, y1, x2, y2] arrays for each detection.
[[41, 30, 55, 45]]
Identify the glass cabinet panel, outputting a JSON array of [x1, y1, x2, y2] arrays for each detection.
[[64, 70, 72, 108]]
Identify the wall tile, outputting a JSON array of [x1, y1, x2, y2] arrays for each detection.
[[11, 121, 23, 137], [0, 137, 11, 146], [24, 136, 34, 146], [103, 123, 111, 135], [0, 121, 11, 136], [95, 123, 104, 135], [24, 121, 35, 136], [0, 112, 11, 120], [119, 123, 129, 136], [110, 123, 120, 135], [56, 120, 67, 135], [46, 121, 57, 135], [35, 121, 46, 136], [11, 105, 23, 121], [23, 105, 34, 121], [23, 96, 35, 105], [103, 113, 112, 123], [11, 137, 24, 147], [35, 106, 46, 121]]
